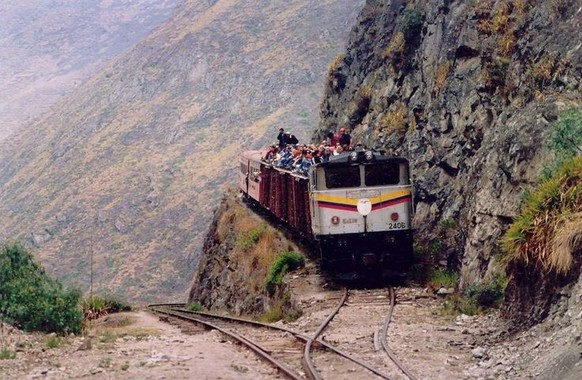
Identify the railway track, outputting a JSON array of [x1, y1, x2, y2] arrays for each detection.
[[148, 286, 417, 379]]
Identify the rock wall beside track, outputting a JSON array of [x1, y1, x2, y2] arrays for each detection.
[[187, 192, 303, 319], [312, 0, 582, 325]]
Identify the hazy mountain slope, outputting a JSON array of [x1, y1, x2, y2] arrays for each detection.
[[0, 0, 365, 303], [0, 0, 182, 141]]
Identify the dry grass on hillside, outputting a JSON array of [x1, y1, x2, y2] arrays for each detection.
[[550, 212, 582, 273], [217, 198, 291, 293], [502, 157, 582, 274]]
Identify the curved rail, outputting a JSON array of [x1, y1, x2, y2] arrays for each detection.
[[303, 288, 348, 380], [148, 302, 391, 379], [381, 286, 418, 380], [150, 305, 303, 380]]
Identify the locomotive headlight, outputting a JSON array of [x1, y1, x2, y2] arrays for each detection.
[[349, 151, 358, 161], [365, 150, 374, 161], [390, 212, 399, 221]]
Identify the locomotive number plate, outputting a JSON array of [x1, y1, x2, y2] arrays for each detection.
[[387, 222, 406, 229]]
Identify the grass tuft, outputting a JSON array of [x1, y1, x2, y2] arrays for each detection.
[[381, 102, 408, 132], [264, 252, 304, 294], [45, 335, 63, 349], [0, 349, 16, 360], [428, 269, 458, 290], [502, 156, 582, 274], [82, 297, 131, 321], [550, 212, 582, 273], [188, 302, 202, 312]]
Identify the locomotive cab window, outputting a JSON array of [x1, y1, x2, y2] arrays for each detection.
[[364, 164, 400, 186], [324, 166, 361, 189]]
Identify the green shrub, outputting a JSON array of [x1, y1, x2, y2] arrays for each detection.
[[442, 273, 507, 316], [82, 296, 131, 321], [188, 302, 202, 312], [0, 242, 83, 334], [428, 269, 458, 289], [399, 8, 423, 44], [236, 225, 266, 250], [264, 251, 305, 294], [541, 107, 582, 179], [464, 273, 507, 308]]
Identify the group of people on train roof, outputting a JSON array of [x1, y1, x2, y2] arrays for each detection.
[[263, 127, 353, 175]]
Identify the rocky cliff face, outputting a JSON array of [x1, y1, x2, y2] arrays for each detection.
[[314, 0, 582, 288]]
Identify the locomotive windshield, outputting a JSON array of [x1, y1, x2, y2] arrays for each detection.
[[324, 166, 361, 188], [322, 162, 404, 189], [364, 163, 400, 186]]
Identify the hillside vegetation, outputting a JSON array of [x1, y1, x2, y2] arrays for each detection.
[[501, 108, 582, 324], [0, 1, 364, 303], [0, 242, 83, 334], [188, 195, 303, 321]]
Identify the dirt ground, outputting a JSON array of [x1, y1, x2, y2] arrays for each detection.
[[0, 311, 278, 380], [1, 263, 580, 379]]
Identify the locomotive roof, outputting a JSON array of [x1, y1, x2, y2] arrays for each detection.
[[241, 149, 408, 172], [319, 150, 409, 167]]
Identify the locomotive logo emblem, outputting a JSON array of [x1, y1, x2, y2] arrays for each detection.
[[331, 216, 340, 225]]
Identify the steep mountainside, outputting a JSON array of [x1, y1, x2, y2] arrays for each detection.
[[0, 0, 365, 303], [314, 0, 581, 292], [0, 0, 181, 141]]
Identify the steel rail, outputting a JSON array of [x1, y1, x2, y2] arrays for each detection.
[[150, 306, 303, 380], [302, 287, 348, 380], [149, 303, 391, 379], [380, 286, 418, 380], [189, 307, 390, 379]]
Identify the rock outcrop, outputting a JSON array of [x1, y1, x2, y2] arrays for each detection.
[[188, 194, 302, 318], [313, 0, 582, 294]]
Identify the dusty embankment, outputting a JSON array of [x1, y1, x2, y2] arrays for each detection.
[[0, 311, 278, 380]]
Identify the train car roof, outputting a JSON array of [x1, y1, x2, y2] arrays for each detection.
[[241, 150, 264, 162], [241, 149, 308, 179]]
